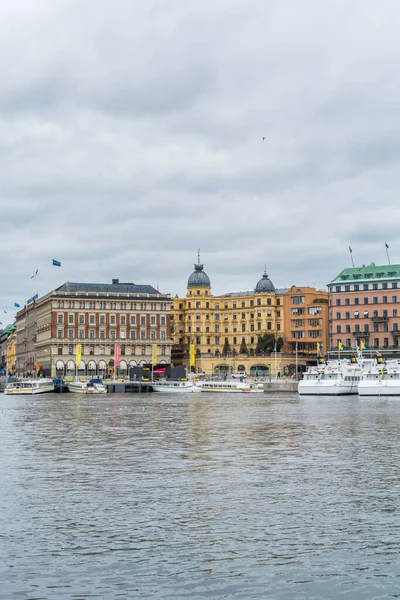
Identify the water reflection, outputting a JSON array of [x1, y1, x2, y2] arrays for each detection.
[[1, 392, 399, 599]]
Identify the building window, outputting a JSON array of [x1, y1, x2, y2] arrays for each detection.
[[151, 316, 156, 325], [161, 331, 166, 340], [68, 344, 74, 354], [383, 296, 388, 304], [392, 282, 398, 289], [89, 315, 95, 324], [363, 284, 369, 290], [215, 337, 220, 345], [383, 310, 388, 317], [336, 312, 341, 319], [79, 330, 84, 339], [120, 316, 126, 325], [141, 316, 146, 325], [354, 284, 359, 291], [89, 330, 94, 339], [267, 322, 272, 330], [79, 315, 84, 325], [215, 325, 219, 333], [374, 338, 379, 348], [336, 299, 341, 306], [68, 314, 74, 324], [335, 286, 341, 292], [373, 297, 378, 304], [110, 315, 116, 325], [373, 283, 378, 290], [196, 302, 201, 309], [130, 331, 136, 340], [100, 315, 105, 325], [57, 314, 63, 324], [345, 311, 350, 319], [150, 331, 155, 340], [345, 285, 350, 292], [100, 330, 105, 340], [161, 316, 166, 325], [345, 298, 350, 305], [354, 298, 359, 305], [373, 323, 379, 332], [242, 324, 245, 332], [364, 297, 368, 304], [57, 329, 63, 339], [68, 329, 74, 339], [393, 309, 398, 317], [337, 325, 342, 333], [346, 324, 351, 333], [131, 316, 136, 325], [111, 331, 115, 340], [57, 345, 63, 355], [141, 331, 146, 340]]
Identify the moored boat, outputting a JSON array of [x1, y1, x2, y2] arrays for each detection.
[[358, 359, 400, 396], [298, 360, 361, 395], [200, 381, 260, 393], [68, 379, 107, 394], [151, 380, 202, 393], [4, 378, 55, 395]]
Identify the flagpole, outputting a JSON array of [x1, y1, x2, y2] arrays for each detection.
[[385, 243, 391, 265], [295, 342, 298, 381], [349, 246, 355, 268]]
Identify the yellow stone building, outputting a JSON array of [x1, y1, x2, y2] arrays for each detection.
[[6, 327, 17, 375], [173, 258, 287, 376]]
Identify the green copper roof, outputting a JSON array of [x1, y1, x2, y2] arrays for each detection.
[[329, 263, 400, 285]]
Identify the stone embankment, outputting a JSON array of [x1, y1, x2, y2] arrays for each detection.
[[263, 380, 298, 393]]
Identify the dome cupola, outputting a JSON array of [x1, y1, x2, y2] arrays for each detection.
[[187, 250, 211, 288], [255, 267, 275, 293]]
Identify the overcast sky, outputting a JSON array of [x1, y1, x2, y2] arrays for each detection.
[[1, 0, 400, 325]]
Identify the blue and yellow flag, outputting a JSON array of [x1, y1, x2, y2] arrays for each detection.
[[153, 344, 158, 365], [361, 341, 366, 350], [338, 341, 343, 351]]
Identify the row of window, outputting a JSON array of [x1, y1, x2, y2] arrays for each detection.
[[181, 298, 280, 309], [182, 335, 269, 347], [58, 329, 167, 341], [333, 281, 398, 292], [291, 319, 323, 327], [291, 331, 323, 339], [336, 323, 398, 333], [185, 322, 280, 334], [57, 301, 171, 310], [337, 338, 399, 348], [335, 309, 397, 319], [58, 314, 167, 326], [182, 311, 279, 321], [334, 296, 397, 306], [291, 306, 322, 315], [59, 344, 168, 356]]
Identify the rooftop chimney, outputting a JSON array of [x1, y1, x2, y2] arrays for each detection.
[[112, 278, 119, 284]]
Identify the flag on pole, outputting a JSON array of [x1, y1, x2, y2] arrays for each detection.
[[385, 243, 389, 249], [14, 303, 20, 308], [153, 344, 158, 365], [361, 341, 366, 350], [190, 343, 195, 366], [338, 341, 343, 351], [349, 246, 353, 253], [52, 259, 61, 267], [115, 343, 121, 367], [76, 344, 82, 367]]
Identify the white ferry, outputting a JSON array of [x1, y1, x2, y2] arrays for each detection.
[[200, 381, 261, 393], [298, 360, 361, 395], [358, 359, 400, 396], [4, 378, 55, 395], [151, 380, 202, 393], [68, 379, 107, 394]]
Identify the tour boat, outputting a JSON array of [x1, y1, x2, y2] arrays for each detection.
[[4, 378, 55, 395], [151, 380, 202, 393], [358, 359, 400, 396], [298, 360, 362, 395], [68, 379, 107, 394], [200, 381, 261, 393]]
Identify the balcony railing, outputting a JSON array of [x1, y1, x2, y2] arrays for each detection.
[[391, 330, 400, 337], [371, 316, 389, 323], [352, 331, 370, 337]]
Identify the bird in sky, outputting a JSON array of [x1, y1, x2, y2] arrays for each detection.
[[4, 311, 7, 314], [31, 269, 39, 279], [262, 137, 265, 140]]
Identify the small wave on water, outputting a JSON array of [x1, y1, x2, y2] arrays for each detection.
[[0, 392, 399, 599]]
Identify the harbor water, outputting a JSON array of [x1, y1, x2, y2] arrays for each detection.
[[1, 392, 399, 599]]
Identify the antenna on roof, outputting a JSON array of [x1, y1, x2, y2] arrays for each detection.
[[198, 248, 201, 264], [264, 264, 266, 274]]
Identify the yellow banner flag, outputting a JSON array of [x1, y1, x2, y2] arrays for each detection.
[[76, 343, 82, 367], [338, 341, 343, 351], [153, 344, 158, 365], [190, 343, 195, 366]]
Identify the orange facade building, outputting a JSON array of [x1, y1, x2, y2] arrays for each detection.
[[283, 286, 329, 354]]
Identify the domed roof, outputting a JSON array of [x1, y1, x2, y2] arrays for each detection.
[[188, 263, 211, 287], [255, 269, 275, 293]]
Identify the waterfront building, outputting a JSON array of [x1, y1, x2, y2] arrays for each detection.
[[173, 258, 289, 376], [283, 286, 328, 354], [6, 326, 17, 375], [0, 323, 16, 374], [15, 279, 173, 377], [328, 263, 400, 354]]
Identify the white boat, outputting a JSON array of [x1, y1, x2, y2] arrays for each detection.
[[4, 378, 55, 395], [358, 359, 400, 396], [298, 360, 361, 395], [151, 380, 202, 393], [68, 379, 107, 394], [200, 381, 262, 393]]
